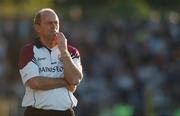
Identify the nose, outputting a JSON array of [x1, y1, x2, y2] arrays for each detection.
[[50, 21, 58, 31]]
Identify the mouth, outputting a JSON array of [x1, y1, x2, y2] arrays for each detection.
[[51, 30, 57, 33], [50, 31, 57, 37], [50, 32, 57, 39]]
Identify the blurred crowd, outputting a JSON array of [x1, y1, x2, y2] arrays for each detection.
[[0, 11, 179, 116]]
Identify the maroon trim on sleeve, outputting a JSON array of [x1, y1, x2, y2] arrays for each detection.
[[67, 45, 80, 59], [18, 42, 34, 69]]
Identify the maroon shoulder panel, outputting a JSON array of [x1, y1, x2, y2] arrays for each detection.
[[67, 45, 80, 59], [18, 42, 34, 69]]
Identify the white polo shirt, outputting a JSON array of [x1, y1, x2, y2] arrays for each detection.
[[18, 39, 82, 111]]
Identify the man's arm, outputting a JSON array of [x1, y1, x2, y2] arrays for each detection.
[[27, 76, 75, 92], [56, 32, 83, 85], [61, 50, 83, 85]]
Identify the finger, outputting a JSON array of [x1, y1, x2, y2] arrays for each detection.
[[68, 85, 76, 92], [59, 32, 67, 40], [59, 32, 64, 37]]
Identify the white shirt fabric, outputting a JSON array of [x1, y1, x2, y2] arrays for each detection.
[[19, 40, 82, 111]]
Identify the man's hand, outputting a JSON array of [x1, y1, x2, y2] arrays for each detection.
[[55, 32, 83, 86], [66, 84, 77, 93], [55, 32, 68, 52]]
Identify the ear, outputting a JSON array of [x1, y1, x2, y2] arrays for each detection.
[[34, 24, 40, 33]]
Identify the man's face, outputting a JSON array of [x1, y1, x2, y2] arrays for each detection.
[[36, 11, 59, 42]]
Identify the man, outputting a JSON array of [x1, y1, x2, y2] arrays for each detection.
[[18, 8, 83, 116]]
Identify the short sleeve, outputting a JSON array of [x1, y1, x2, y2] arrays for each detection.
[[68, 45, 82, 71], [18, 43, 40, 84]]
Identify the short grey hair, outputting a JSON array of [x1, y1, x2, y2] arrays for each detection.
[[34, 8, 57, 25]]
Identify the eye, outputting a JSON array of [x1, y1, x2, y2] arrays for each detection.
[[54, 21, 58, 25], [45, 21, 52, 25]]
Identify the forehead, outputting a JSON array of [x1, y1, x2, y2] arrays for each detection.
[[40, 11, 59, 22]]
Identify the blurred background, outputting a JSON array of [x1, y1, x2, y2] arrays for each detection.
[[0, 0, 179, 116]]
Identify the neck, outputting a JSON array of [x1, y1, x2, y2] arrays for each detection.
[[39, 37, 57, 49]]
